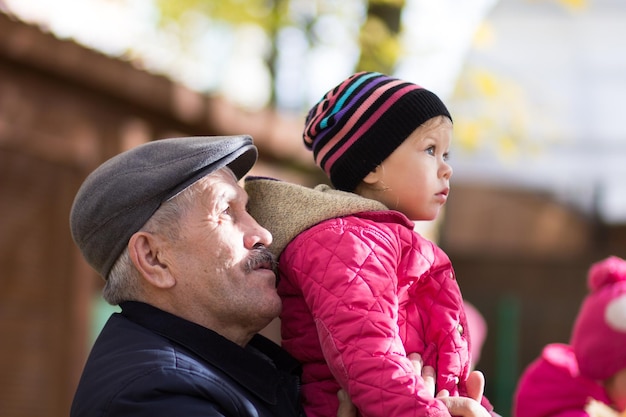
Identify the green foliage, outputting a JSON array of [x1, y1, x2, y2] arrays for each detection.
[[356, 15, 402, 74], [356, 0, 406, 75], [155, 0, 290, 31], [154, 0, 406, 74], [152, 0, 409, 106]]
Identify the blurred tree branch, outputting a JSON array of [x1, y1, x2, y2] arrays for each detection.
[[357, 0, 405, 74], [152, 0, 408, 108]]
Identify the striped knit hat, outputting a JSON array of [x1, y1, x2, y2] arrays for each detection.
[[303, 71, 452, 192]]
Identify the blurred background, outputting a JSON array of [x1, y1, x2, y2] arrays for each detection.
[[0, 0, 625, 416]]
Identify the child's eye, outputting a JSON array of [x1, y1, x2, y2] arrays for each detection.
[[425, 146, 435, 156], [443, 152, 450, 162]]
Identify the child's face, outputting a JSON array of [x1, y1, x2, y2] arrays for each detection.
[[361, 116, 453, 221], [606, 367, 626, 412]]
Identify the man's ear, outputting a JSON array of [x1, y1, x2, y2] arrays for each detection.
[[128, 231, 176, 289], [362, 165, 382, 185]]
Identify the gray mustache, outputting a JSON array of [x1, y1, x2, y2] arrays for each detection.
[[243, 246, 277, 274]]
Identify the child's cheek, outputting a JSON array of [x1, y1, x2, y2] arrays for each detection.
[[607, 369, 626, 412]]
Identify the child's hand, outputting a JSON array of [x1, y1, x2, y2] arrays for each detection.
[[585, 399, 622, 417]]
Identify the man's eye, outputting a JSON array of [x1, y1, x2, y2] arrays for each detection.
[[222, 206, 232, 216]]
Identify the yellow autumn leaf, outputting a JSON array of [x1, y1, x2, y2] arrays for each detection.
[[498, 135, 519, 159], [474, 71, 499, 97], [555, 0, 587, 11]]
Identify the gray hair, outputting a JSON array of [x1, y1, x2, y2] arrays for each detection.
[[102, 170, 229, 305]]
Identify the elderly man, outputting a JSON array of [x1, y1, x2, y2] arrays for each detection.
[[69, 135, 489, 417], [70, 135, 303, 416]]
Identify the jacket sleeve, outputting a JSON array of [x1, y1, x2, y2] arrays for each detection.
[[284, 219, 451, 417]]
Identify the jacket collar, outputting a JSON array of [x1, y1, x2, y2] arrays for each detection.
[[120, 301, 301, 405], [245, 178, 388, 258]]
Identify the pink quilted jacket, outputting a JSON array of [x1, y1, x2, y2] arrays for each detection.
[[245, 178, 493, 417]]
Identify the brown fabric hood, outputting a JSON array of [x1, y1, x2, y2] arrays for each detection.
[[244, 177, 387, 258]]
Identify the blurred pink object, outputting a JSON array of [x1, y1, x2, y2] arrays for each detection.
[[464, 300, 487, 367], [571, 255, 626, 381]]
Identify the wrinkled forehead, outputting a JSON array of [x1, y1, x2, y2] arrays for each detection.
[[192, 168, 246, 207]]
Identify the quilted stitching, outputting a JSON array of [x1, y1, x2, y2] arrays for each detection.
[[278, 212, 469, 417]]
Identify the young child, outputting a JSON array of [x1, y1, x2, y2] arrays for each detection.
[[245, 72, 493, 417], [513, 256, 626, 417]]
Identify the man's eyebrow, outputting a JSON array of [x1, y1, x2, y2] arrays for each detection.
[[217, 186, 246, 205]]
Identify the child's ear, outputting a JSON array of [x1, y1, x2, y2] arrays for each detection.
[[362, 165, 382, 185]]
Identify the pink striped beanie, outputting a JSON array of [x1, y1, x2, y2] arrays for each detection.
[[303, 71, 451, 191]]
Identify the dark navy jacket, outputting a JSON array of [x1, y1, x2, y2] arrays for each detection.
[[70, 301, 305, 417]]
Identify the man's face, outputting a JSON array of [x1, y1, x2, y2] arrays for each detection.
[[163, 168, 281, 345]]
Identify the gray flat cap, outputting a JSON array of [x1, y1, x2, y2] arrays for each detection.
[[70, 135, 257, 279]]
